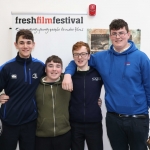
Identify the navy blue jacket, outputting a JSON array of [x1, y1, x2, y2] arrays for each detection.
[[70, 67, 103, 123], [0, 53, 45, 125]]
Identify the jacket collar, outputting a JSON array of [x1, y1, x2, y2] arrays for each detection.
[[16, 52, 32, 64]]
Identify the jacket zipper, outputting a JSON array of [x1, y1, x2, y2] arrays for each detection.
[[84, 75, 86, 122], [24, 60, 27, 82], [51, 85, 56, 136], [29, 68, 31, 84]]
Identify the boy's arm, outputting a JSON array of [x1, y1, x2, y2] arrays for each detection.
[[0, 66, 7, 92], [62, 60, 76, 91], [62, 54, 97, 91], [0, 67, 9, 104], [64, 60, 77, 75], [62, 74, 73, 91], [88, 53, 97, 68], [141, 57, 150, 107], [64, 53, 97, 75]]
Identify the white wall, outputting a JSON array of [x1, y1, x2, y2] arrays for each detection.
[[1, 0, 150, 150]]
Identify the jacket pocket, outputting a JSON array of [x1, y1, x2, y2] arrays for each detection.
[[105, 93, 147, 114], [134, 93, 146, 105], [55, 115, 70, 135], [36, 118, 54, 137]]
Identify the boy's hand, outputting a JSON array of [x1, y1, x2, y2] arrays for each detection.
[[147, 137, 150, 149], [98, 98, 102, 107], [0, 94, 9, 104], [62, 74, 73, 92]]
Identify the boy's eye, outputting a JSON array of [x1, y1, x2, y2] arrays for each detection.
[[27, 42, 32, 44], [19, 41, 32, 45], [56, 65, 61, 68]]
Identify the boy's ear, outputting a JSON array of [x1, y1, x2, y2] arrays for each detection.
[[127, 32, 131, 39], [88, 54, 90, 60], [14, 42, 17, 49], [33, 42, 35, 47]]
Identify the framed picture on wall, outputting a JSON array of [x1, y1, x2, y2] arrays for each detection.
[[129, 29, 141, 49], [87, 29, 110, 54], [87, 29, 141, 54]]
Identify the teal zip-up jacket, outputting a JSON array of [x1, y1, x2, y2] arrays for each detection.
[[65, 40, 150, 115]]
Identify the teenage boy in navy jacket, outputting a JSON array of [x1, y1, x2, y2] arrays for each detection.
[[69, 41, 103, 150], [0, 29, 44, 150]]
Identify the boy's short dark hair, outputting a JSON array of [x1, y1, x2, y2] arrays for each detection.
[[72, 41, 90, 54], [109, 19, 129, 33], [16, 29, 34, 43], [45, 55, 63, 68]]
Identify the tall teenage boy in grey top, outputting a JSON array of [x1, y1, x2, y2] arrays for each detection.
[[62, 19, 150, 150], [70, 41, 103, 150], [0, 29, 45, 150]]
